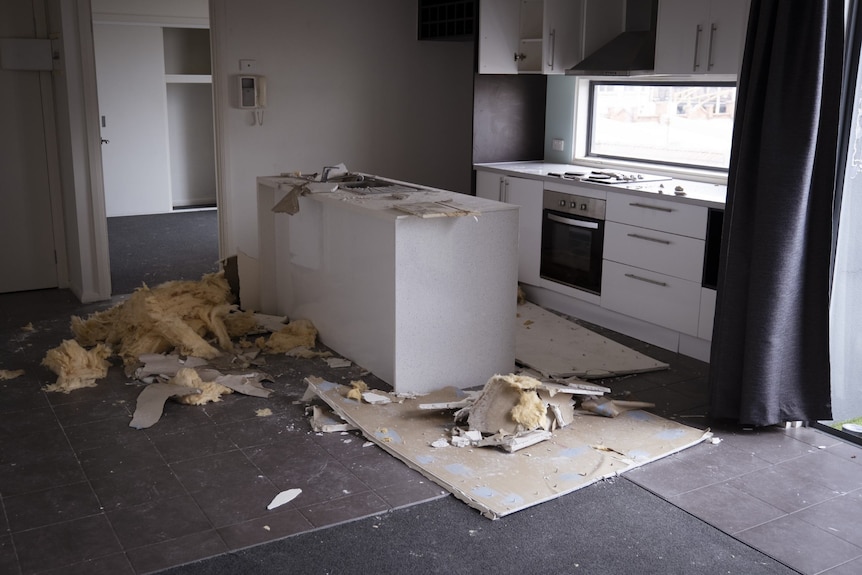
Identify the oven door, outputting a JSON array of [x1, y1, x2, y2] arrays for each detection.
[[540, 209, 604, 295]]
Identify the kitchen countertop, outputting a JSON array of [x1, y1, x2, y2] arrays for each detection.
[[258, 174, 515, 221], [474, 161, 727, 209]]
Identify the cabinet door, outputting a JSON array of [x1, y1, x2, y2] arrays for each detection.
[[655, 0, 748, 75], [542, 0, 584, 74], [654, 0, 709, 74], [506, 176, 543, 286], [705, 0, 748, 75], [479, 0, 520, 74], [476, 170, 505, 201]]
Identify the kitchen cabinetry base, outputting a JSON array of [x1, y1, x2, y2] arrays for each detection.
[[522, 284, 712, 363]]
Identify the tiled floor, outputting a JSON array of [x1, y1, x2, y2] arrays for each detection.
[[1, 289, 861, 574]]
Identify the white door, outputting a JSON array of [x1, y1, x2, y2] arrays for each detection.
[[0, 0, 58, 293], [93, 22, 173, 217]]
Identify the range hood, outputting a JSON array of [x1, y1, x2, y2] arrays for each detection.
[[566, 0, 657, 77]]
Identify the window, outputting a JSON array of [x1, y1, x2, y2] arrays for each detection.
[[586, 81, 736, 171]]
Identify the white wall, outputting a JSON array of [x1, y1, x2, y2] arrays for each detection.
[[167, 82, 216, 207], [209, 0, 475, 259]]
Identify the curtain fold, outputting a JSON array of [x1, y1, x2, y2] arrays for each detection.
[[708, 0, 843, 426]]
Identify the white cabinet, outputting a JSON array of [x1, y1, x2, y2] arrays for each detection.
[[654, 0, 749, 75], [601, 191, 708, 337], [479, 0, 589, 74], [476, 170, 542, 286], [698, 286, 716, 340]]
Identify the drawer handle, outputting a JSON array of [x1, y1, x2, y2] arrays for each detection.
[[627, 233, 671, 245], [629, 202, 674, 213], [625, 273, 668, 287]]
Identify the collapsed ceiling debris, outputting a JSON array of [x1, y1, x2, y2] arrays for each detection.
[[38, 271, 334, 428]]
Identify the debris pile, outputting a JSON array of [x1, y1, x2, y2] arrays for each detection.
[[39, 271, 337, 429], [304, 371, 655, 453]]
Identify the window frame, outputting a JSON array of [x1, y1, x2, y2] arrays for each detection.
[[583, 79, 737, 174]]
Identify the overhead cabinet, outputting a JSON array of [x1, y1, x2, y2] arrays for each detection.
[[479, 0, 606, 74], [654, 0, 749, 75]]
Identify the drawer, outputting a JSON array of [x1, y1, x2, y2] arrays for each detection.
[[600, 260, 701, 336], [606, 192, 708, 239], [603, 221, 705, 282]]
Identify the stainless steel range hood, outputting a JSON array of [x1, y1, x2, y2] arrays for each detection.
[[566, 0, 658, 77]]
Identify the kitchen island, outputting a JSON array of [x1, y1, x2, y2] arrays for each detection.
[[257, 174, 519, 394]]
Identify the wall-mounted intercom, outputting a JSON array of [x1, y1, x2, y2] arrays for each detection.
[[238, 74, 266, 109]]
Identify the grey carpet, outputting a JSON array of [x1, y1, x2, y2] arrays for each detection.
[[108, 210, 220, 295]]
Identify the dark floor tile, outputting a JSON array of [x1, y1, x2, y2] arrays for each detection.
[[0, 450, 85, 498], [218, 508, 313, 551], [0, 380, 50, 415], [668, 481, 785, 534], [793, 490, 862, 547], [190, 474, 280, 528], [40, 552, 134, 575], [0, 406, 59, 437], [202, 393, 273, 425], [247, 444, 371, 507], [0, 535, 19, 575], [374, 479, 449, 510], [826, 440, 862, 466], [4, 482, 101, 533], [713, 425, 821, 464], [90, 464, 187, 511], [140, 401, 214, 436], [736, 514, 862, 575], [243, 438, 331, 477], [773, 449, 862, 494], [13, 514, 122, 574], [126, 529, 228, 575], [626, 441, 771, 497], [312, 429, 373, 460], [0, 427, 72, 462], [342, 445, 429, 487], [217, 407, 309, 450], [78, 434, 164, 479], [52, 396, 132, 428], [170, 449, 263, 493], [729, 465, 847, 514], [784, 426, 845, 448], [63, 416, 139, 452], [106, 494, 212, 550], [297, 490, 390, 529], [150, 423, 238, 463], [822, 555, 862, 575]]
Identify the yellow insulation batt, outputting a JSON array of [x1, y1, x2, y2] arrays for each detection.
[[42, 339, 111, 393], [256, 319, 318, 354], [170, 367, 233, 405], [71, 272, 238, 366]]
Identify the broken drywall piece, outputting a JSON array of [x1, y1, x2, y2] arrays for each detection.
[[134, 353, 209, 379], [272, 183, 304, 215], [538, 380, 610, 397], [267, 488, 302, 510], [42, 339, 111, 393], [0, 369, 25, 380], [214, 373, 272, 398], [581, 397, 655, 418], [310, 405, 357, 432], [253, 313, 288, 333], [324, 357, 351, 368], [361, 391, 391, 405], [129, 382, 203, 429], [478, 430, 553, 453]]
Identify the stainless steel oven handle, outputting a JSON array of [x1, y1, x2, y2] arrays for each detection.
[[629, 202, 674, 213], [625, 273, 668, 287], [547, 213, 599, 229], [627, 233, 671, 245]]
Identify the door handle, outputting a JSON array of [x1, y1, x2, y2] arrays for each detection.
[[101, 138, 110, 145]]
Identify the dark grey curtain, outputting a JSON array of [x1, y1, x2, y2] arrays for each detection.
[[708, 0, 843, 426]]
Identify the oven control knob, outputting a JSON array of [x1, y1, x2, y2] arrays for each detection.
[[580, 203, 588, 210], [558, 200, 566, 207]]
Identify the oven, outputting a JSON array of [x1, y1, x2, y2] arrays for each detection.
[[540, 190, 606, 295]]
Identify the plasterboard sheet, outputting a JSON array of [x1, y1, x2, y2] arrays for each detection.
[[516, 302, 668, 379], [306, 378, 710, 519]]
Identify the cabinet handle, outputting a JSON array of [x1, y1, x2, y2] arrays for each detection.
[[514, 52, 526, 62], [547, 29, 555, 69], [627, 233, 671, 245], [707, 23, 717, 70], [625, 273, 668, 287], [502, 178, 509, 203], [693, 24, 703, 71], [628, 202, 674, 213]]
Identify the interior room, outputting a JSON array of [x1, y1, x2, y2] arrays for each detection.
[[1, 1, 862, 574]]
